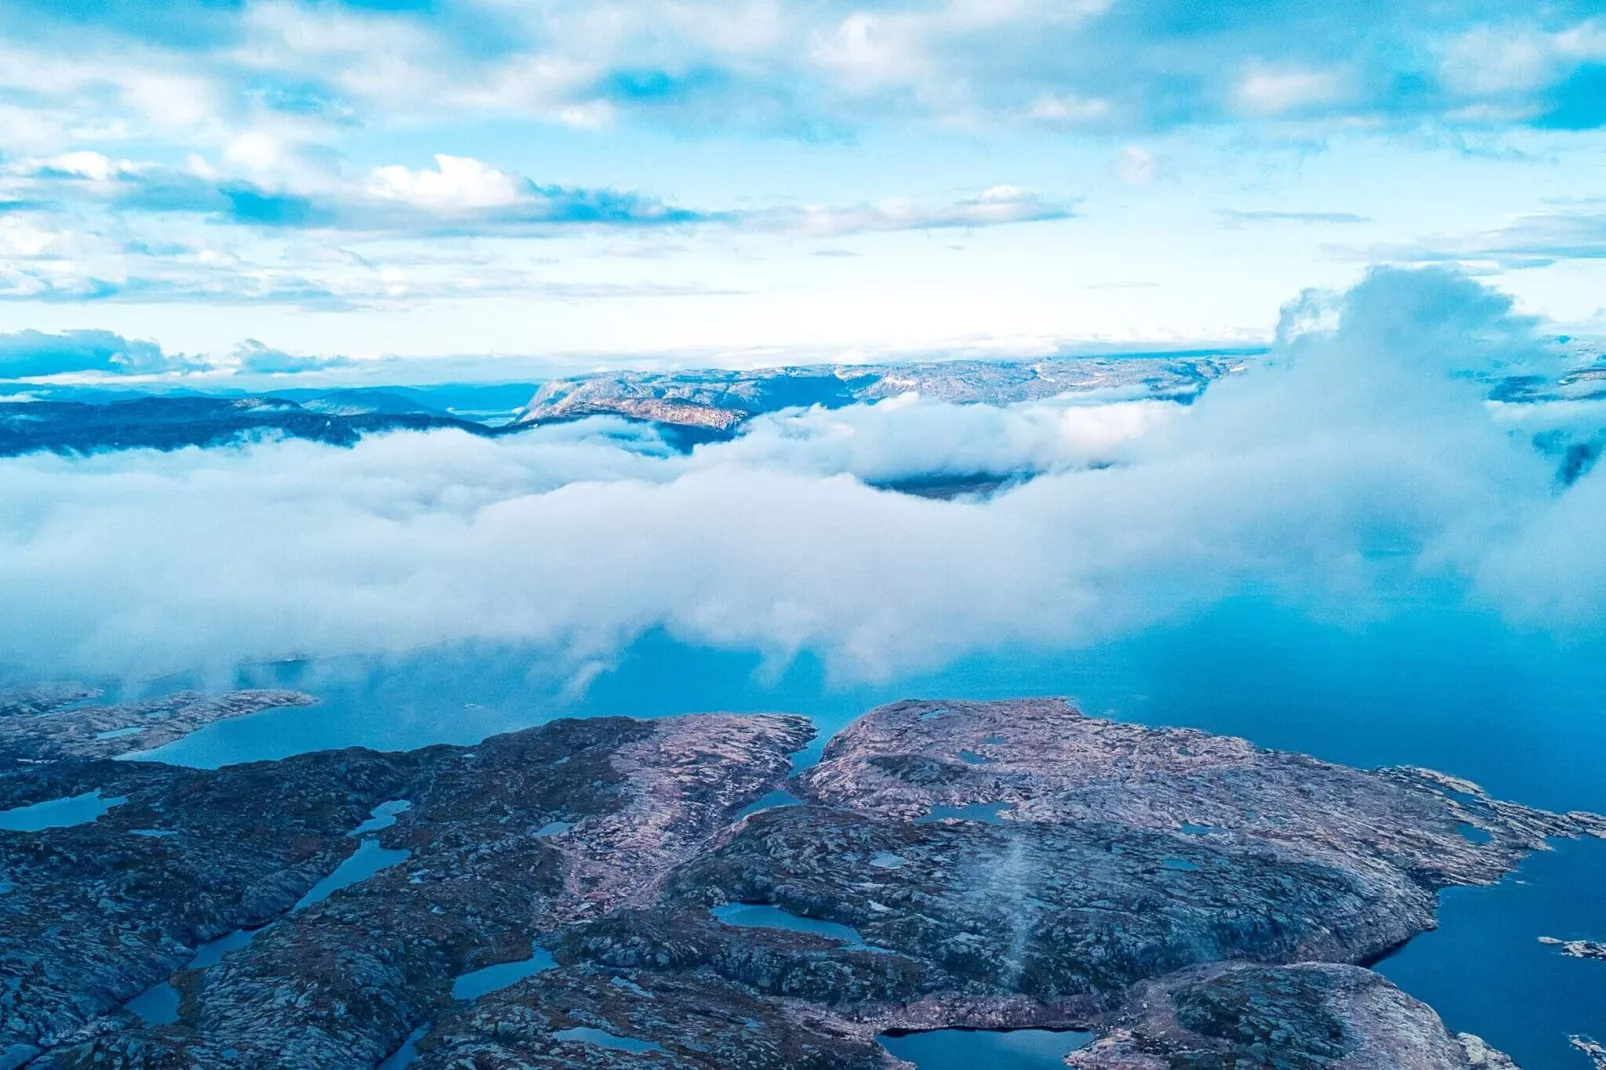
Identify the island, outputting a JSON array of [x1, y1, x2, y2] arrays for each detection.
[[2, 692, 1600, 1068]]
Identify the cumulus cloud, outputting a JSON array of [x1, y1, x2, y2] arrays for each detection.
[[0, 329, 200, 379], [0, 268, 1602, 682], [718, 393, 1174, 482], [0, 151, 704, 235], [1233, 65, 1348, 116]]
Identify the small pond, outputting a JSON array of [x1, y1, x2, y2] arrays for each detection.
[[878, 1027, 1094, 1069], [451, 949, 557, 1001], [0, 789, 125, 832], [711, 902, 884, 952], [552, 1026, 665, 1054], [293, 840, 410, 910]]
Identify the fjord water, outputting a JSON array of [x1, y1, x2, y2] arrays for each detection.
[[112, 599, 1606, 1068]]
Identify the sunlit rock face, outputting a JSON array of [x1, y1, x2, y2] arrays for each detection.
[[516, 355, 1242, 434], [2, 693, 1581, 1068]]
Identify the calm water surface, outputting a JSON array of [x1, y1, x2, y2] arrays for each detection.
[[878, 1028, 1093, 1070]]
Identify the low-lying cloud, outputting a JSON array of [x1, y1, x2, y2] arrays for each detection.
[[1, 267, 1603, 683]]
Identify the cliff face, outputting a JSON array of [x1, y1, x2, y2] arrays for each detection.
[[3, 693, 1589, 1069]]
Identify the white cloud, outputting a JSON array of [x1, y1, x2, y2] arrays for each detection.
[[1439, 18, 1606, 96], [366, 155, 528, 212], [771, 185, 1074, 237], [1116, 145, 1154, 186], [809, 12, 929, 92], [713, 393, 1176, 481], [1030, 93, 1110, 123], [47, 151, 120, 182], [0, 269, 1600, 683], [1439, 27, 1556, 96], [1234, 65, 1347, 115]]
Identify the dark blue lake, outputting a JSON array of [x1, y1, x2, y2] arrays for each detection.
[[85, 598, 1606, 1069], [879, 1028, 1094, 1069]]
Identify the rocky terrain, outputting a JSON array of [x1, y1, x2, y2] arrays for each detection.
[[1572, 1038, 1606, 1070], [0, 395, 495, 458], [10, 354, 1603, 487], [0, 356, 1238, 459], [0, 687, 311, 763], [515, 355, 1245, 435], [1066, 962, 1518, 1070], [2, 692, 1598, 1068], [1539, 937, 1606, 961]]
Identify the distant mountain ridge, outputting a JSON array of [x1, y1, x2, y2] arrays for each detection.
[[0, 394, 495, 458], [4, 352, 1604, 491], [0, 356, 1252, 459], [516, 354, 1251, 432]]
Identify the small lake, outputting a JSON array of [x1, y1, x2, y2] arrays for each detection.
[[451, 949, 556, 1001], [293, 840, 410, 910], [376, 1024, 428, 1070], [0, 789, 124, 832], [349, 799, 410, 836], [734, 788, 802, 820], [878, 1028, 1093, 1069], [126, 927, 269, 1024], [711, 902, 885, 952], [551, 1026, 664, 1054]]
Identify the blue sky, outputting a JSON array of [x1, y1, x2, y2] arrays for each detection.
[[2, 0, 1606, 375]]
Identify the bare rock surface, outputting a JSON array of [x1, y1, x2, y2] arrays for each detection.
[[0, 689, 312, 763], [517, 356, 1241, 434], [0, 695, 1581, 1069], [0, 686, 103, 720], [1538, 936, 1606, 961], [1064, 962, 1508, 1070], [3, 712, 809, 1068], [1572, 1037, 1606, 1070], [799, 698, 1602, 882], [420, 965, 883, 1069]]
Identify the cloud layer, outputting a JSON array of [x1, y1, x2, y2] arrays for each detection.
[[1, 267, 1602, 683], [3, 0, 1603, 149], [0, 148, 1075, 308], [1, 0, 1602, 361]]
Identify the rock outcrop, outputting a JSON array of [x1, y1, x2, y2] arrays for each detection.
[[0, 689, 312, 763], [516, 356, 1243, 434], [1066, 962, 1513, 1070], [1538, 936, 1606, 961]]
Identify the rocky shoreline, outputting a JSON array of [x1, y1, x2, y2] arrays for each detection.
[[1, 691, 1599, 1068], [1539, 937, 1606, 962]]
